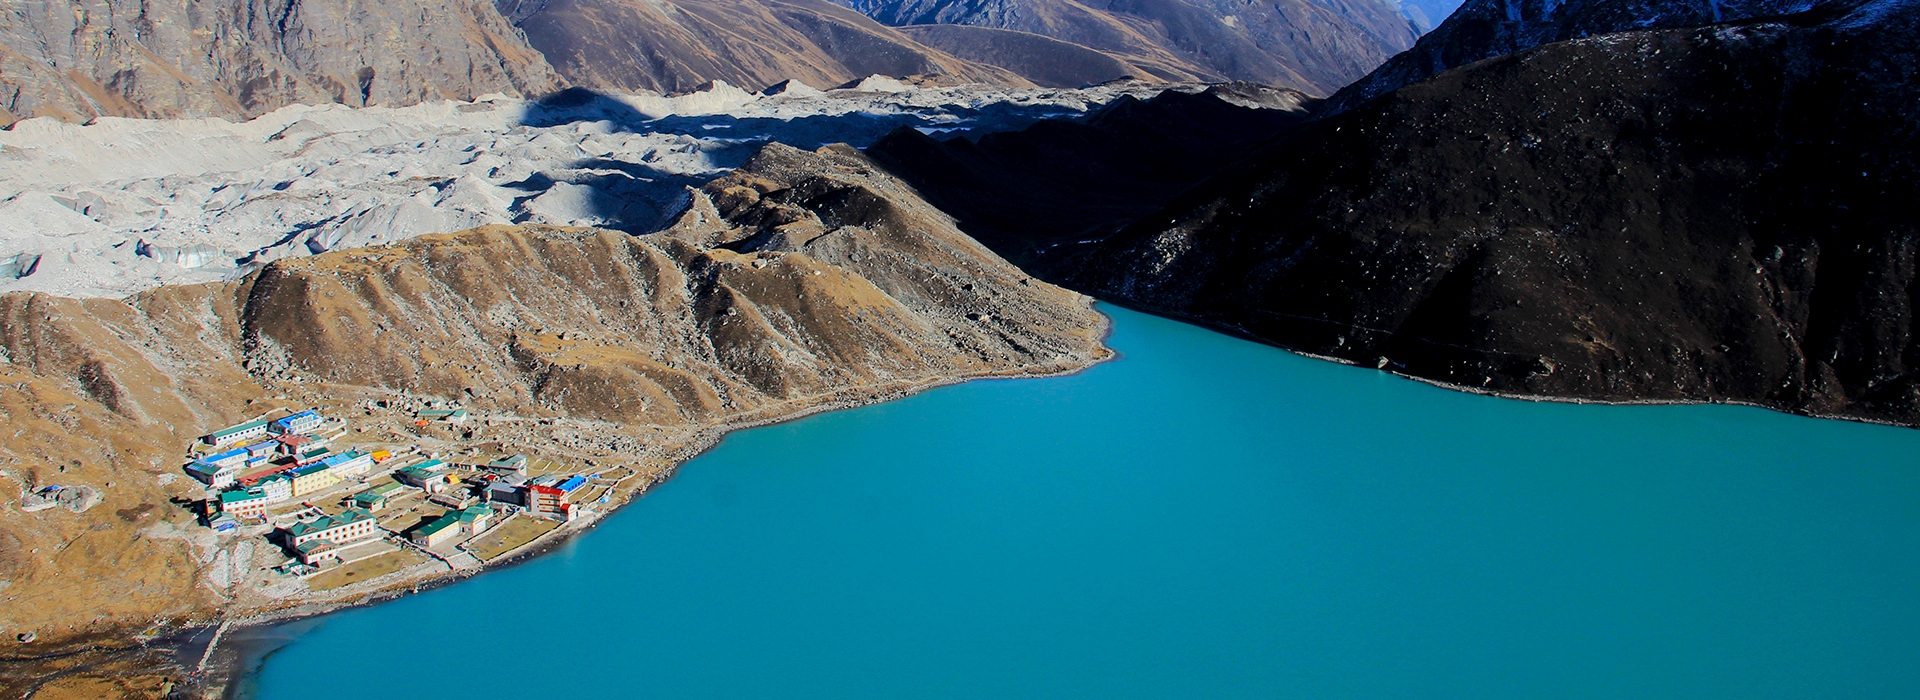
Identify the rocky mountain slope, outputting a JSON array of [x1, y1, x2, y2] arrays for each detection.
[[866, 82, 1311, 271], [0, 0, 1159, 127], [841, 0, 1424, 94], [501, 0, 1039, 94], [895, 25, 1146, 87], [1071, 0, 1920, 424], [1, 0, 1424, 127], [1324, 0, 1816, 112], [0, 0, 562, 127], [0, 142, 1106, 697]]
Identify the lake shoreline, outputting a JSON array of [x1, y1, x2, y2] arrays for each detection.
[[242, 302, 1920, 700], [1086, 296, 1920, 431], [187, 326, 1118, 698]]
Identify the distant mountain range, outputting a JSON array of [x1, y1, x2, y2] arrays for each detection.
[[15, 0, 1906, 429], [0, 0, 1441, 126], [497, 0, 1032, 94], [839, 0, 1423, 94]]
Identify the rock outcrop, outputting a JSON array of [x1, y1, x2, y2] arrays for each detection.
[[1071, 0, 1920, 424], [0, 0, 562, 126]]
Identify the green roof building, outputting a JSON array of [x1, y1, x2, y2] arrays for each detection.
[[411, 511, 463, 546], [284, 508, 378, 547], [218, 489, 265, 505], [352, 491, 387, 511], [206, 419, 270, 447], [217, 488, 270, 517]]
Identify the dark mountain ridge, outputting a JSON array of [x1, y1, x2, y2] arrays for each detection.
[[1068, 0, 1920, 424], [1323, 0, 1820, 113], [865, 83, 1313, 269]]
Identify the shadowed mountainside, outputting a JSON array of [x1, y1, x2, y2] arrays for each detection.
[[0, 0, 561, 127], [1323, 0, 1819, 113], [1070, 0, 1920, 424], [865, 83, 1312, 273], [0, 143, 1105, 696]]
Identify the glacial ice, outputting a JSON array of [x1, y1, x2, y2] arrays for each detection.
[[0, 79, 1178, 299]]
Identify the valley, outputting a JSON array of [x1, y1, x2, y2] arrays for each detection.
[[1, 0, 1917, 694]]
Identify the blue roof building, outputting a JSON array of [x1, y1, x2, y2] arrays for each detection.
[[271, 410, 325, 435]]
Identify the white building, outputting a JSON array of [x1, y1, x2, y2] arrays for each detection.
[[285, 508, 380, 549], [204, 419, 269, 447], [187, 460, 243, 490], [259, 475, 294, 503], [320, 450, 374, 478], [271, 410, 326, 435]]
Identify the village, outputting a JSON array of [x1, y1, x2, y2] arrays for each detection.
[[185, 405, 632, 583]]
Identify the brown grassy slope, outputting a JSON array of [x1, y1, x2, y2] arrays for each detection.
[[514, 0, 1035, 93], [849, 0, 1421, 94], [0, 143, 1106, 693], [897, 24, 1181, 87]]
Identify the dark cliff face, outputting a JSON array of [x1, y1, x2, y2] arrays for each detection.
[[840, 0, 1422, 94], [1071, 0, 1920, 423], [865, 83, 1313, 271], [1323, 0, 1817, 113]]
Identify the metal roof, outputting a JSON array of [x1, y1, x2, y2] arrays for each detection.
[[286, 508, 374, 538], [210, 420, 268, 438]]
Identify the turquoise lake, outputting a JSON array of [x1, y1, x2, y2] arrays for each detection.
[[249, 305, 1920, 698]]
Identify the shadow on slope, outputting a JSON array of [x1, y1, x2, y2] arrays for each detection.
[[514, 85, 1161, 234], [1071, 0, 1920, 424], [520, 85, 1104, 146], [865, 83, 1313, 278]]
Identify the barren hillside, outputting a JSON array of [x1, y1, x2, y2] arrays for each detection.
[[0, 143, 1107, 698]]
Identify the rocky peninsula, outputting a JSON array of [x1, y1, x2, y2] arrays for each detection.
[[0, 143, 1109, 699]]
